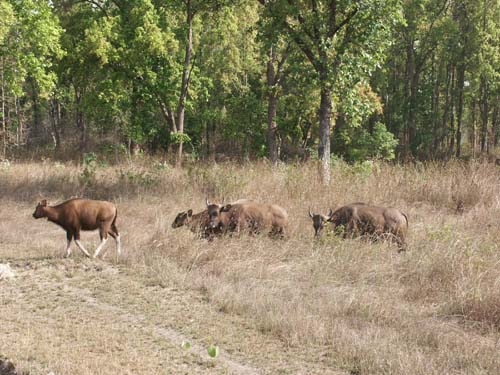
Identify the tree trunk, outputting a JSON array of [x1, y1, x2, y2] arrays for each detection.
[[492, 101, 499, 149], [480, 0, 488, 154], [440, 63, 452, 157], [480, 77, 488, 153], [29, 79, 42, 149], [318, 83, 332, 185], [175, 0, 194, 168], [455, 63, 465, 158], [408, 71, 420, 158], [49, 97, 61, 153], [266, 48, 279, 165], [1, 57, 6, 159], [14, 96, 20, 147], [403, 40, 414, 159], [74, 86, 86, 152], [448, 66, 456, 156], [471, 99, 477, 158], [432, 56, 441, 159]]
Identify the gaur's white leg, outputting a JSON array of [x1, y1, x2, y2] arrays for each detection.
[[75, 240, 91, 257], [116, 234, 122, 255], [65, 240, 72, 257], [93, 237, 108, 258]]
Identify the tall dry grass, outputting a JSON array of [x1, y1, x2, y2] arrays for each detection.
[[2, 158, 500, 374]]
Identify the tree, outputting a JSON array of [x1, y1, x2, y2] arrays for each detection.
[[0, 0, 62, 158], [258, 0, 402, 183]]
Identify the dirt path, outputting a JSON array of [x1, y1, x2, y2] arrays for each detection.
[[0, 257, 344, 375]]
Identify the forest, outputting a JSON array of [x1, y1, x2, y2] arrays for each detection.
[[1, 0, 499, 174]]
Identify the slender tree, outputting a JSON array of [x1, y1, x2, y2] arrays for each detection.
[[258, 0, 402, 183]]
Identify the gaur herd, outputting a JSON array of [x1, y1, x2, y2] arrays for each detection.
[[32, 196, 408, 258]]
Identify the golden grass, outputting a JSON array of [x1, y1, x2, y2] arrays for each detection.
[[2, 158, 500, 374]]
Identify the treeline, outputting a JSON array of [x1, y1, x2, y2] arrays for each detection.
[[0, 0, 499, 169]]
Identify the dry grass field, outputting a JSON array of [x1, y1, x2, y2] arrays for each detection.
[[1, 158, 500, 374]]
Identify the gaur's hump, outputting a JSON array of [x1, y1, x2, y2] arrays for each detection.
[[52, 197, 83, 207]]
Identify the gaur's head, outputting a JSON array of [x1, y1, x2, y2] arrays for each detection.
[[206, 197, 231, 229], [309, 208, 334, 236], [33, 199, 48, 219], [172, 209, 193, 228]]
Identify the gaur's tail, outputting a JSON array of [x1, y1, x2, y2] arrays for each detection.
[[112, 207, 118, 227]]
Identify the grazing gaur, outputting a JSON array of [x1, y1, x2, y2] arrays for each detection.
[[207, 198, 288, 237], [171, 209, 212, 238], [205, 198, 246, 231], [32, 198, 121, 258], [309, 202, 366, 237], [309, 203, 408, 251]]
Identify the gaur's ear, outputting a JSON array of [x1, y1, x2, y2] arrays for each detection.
[[40, 199, 48, 206], [221, 204, 232, 212], [187, 209, 193, 217]]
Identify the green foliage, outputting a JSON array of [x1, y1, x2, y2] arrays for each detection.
[[1, 0, 499, 163], [170, 132, 192, 145], [1, 0, 63, 98], [334, 122, 399, 162], [98, 143, 128, 160]]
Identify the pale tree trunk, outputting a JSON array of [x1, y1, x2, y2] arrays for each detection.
[[267, 92, 278, 163], [1, 56, 6, 159], [266, 48, 279, 165], [480, 77, 488, 153], [454, 2, 468, 158], [15, 96, 20, 146], [471, 99, 477, 158], [318, 84, 332, 185], [480, 0, 488, 153], [455, 63, 465, 158], [175, 0, 194, 168], [49, 97, 61, 152], [448, 66, 456, 156]]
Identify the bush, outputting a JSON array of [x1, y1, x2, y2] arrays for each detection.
[[333, 122, 398, 162]]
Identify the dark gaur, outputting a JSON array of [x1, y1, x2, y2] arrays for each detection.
[[309, 202, 408, 251], [206, 197, 227, 230], [209, 200, 288, 237], [172, 208, 213, 239], [309, 208, 334, 236], [171, 209, 194, 228]]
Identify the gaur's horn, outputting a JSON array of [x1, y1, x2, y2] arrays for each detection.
[[206, 197, 210, 206], [308, 208, 314, 219], [221, 197, 225, 205], [328, 208, 334, 219]]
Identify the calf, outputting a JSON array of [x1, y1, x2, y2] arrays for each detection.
[[33, 198, 121, 258], [172, 209, 212, 238]]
